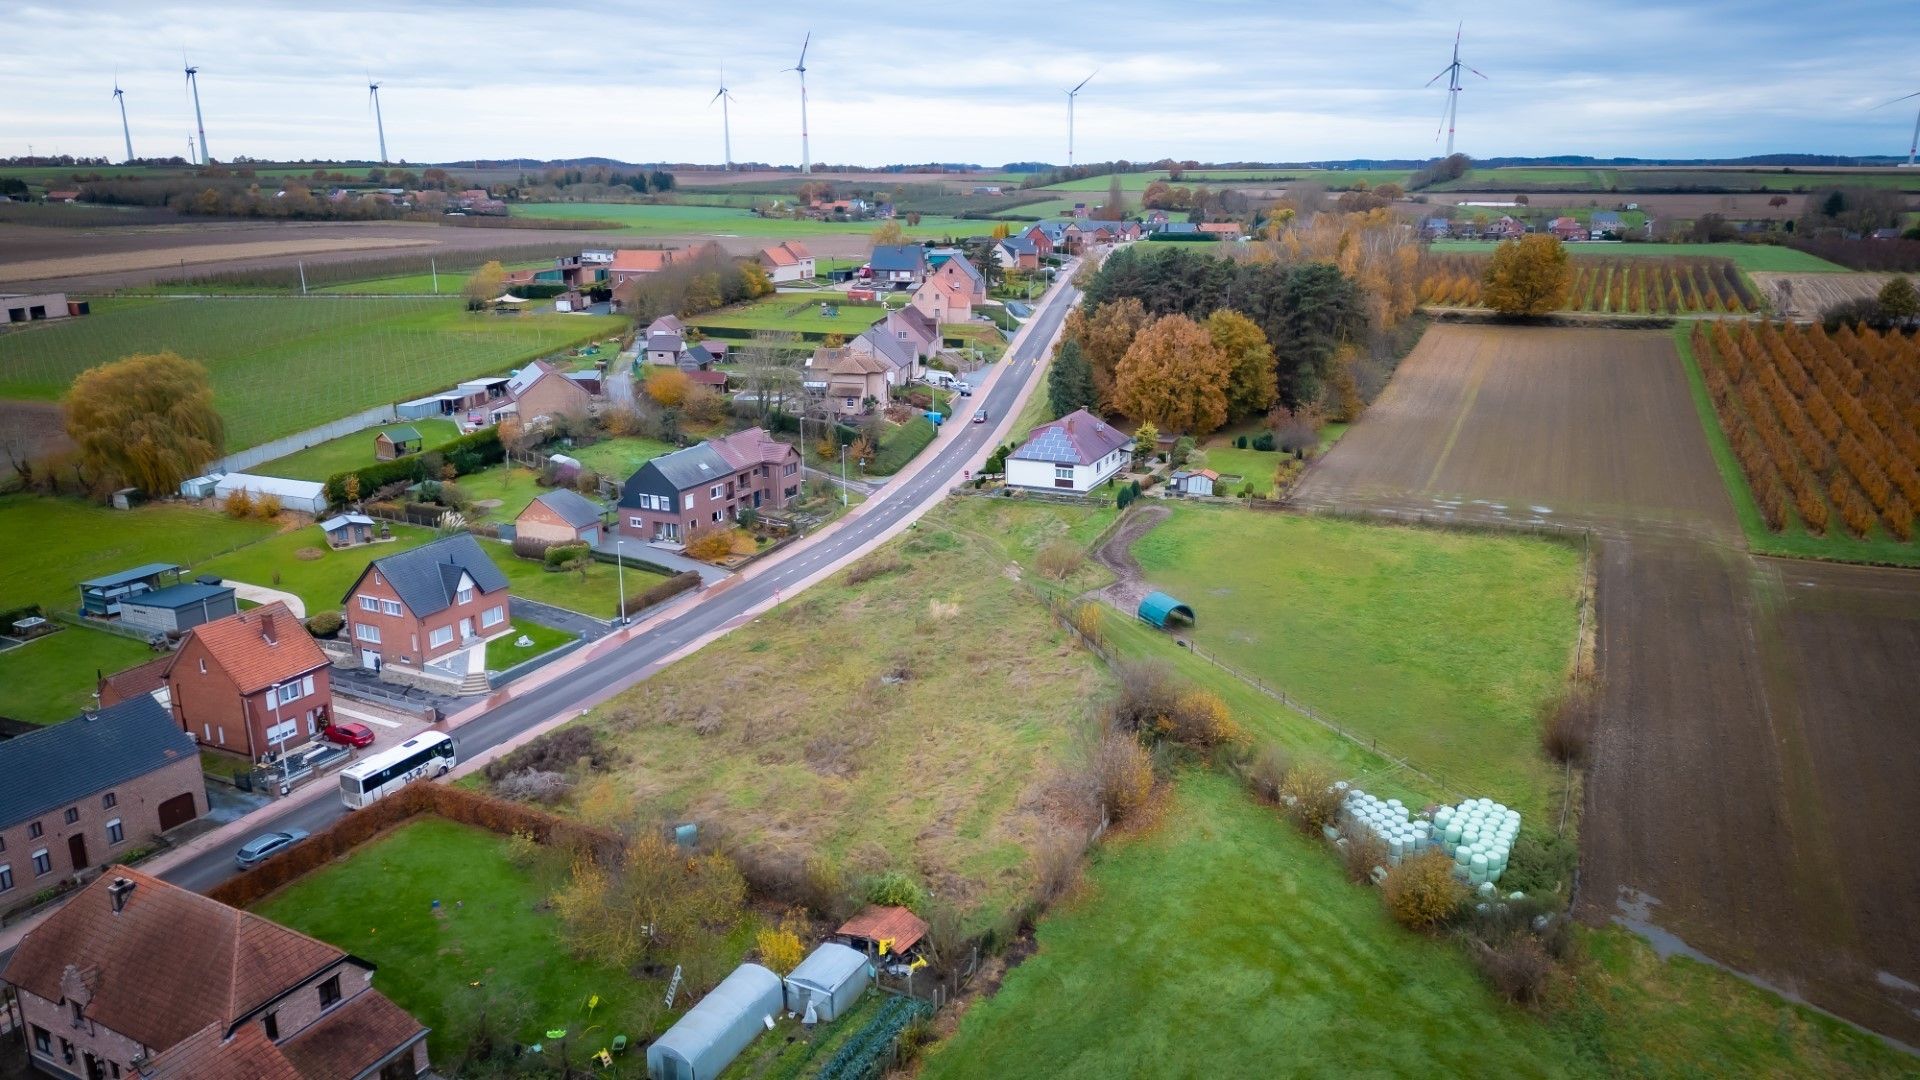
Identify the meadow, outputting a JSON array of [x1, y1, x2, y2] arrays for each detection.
[[507, 202, 981, 239], [0, 297, 624, 450], [0, 627, 155, 725], [255, 419, 462, 482], [1427, 240, 1845, 273]]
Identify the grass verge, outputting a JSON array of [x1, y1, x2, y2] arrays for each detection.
[[484, 618, 574, 673]]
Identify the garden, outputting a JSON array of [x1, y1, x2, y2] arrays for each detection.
[[254, 419, 463, 482]]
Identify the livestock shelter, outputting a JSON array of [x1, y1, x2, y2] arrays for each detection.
[[1137, 591, 1195, 629], [78, 564, 183, 617], [212, 473, 329, 516], [783, 943, 870, 1023], [117, 581, 237, 636], [647, 963, 783, 1080]]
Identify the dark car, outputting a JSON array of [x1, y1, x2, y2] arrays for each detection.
[[973, 407, 989, 424], [322, 721, 376, 748], [235, 829, 310, 870]]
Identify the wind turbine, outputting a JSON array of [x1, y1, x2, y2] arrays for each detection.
[[786, 33, 812, 174], [1066, 71, 1096, 168], [1425, 24, 1486, 158], [1874, 90, 1920, 167], [112, 78, 134, 164], [710, 67, 737, 171], [368, 78, 389, 164], [184, 56, 210, 164]]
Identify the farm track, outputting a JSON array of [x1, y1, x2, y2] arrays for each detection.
[[1291, 322, 1920, 1046], [1082, 503, 1169, 612]]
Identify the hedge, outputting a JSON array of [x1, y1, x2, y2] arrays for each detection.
[[617, 569, 701, 619], [867, 416, 936, 476], [324, 425, 504, 505], [766, 409, 859, 448]]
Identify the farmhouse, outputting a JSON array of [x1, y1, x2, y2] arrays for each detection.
[[514, 488, 605, 545], [165, 602, 333, 761], [1548, 217, 1586, 241], [0, 868, 429, 1080], [757, 240, 816, 283], [374, 425, 424, 460], [116, 580, 238, 637], [616, 427, 800, 544], [78, 563, 184, 618], [912, 253, 987, 323], [1197, 222, 1243, 240], [342, 533, 512, 671], [0, 695, 205, 892], [866, 244, 928, 290], [1005, 409, 1132, 493]]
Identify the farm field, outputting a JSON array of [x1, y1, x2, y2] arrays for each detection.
[[1292, 325, 1738, 540], [507, 202, 981, 239], [0, 297, 623, 450], [1745, 271, 1908, 320], [1421, 253, 1759, 313], [1125, 506, 1581, 826], [254, 418, 462, 482], [1427, 240, 1846, 273]]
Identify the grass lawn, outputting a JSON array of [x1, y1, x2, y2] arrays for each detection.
[[450, 463, 549, 520], [0, 494, 278, 615], [486, 540, 663, 619], [1672, 326, 1920, 568], [942, 323, 1006, 363], [254, 419, 462, 482], [483, 618, 574, 673], [317, 262, 547, 296], [256, 818, 664, 1063], [1194, 445, 1282, 496], [1428, 240, 1845, 273], [197, 524, 437, 614], [507, 202, 982, 240], [0, 298, 625, 450], [565, 436, 677, 481], [0, 628, 154, 725], [1128, 506, 1582, 825], [690, 294, 892, 337]]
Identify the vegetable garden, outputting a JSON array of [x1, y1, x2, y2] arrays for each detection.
[[1419, 253, 1758, 313]]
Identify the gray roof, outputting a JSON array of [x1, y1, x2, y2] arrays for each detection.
[[648, 331, 685, 353], [530, 488, 604, 529], [81, 563, 180, 590], [868, 244, 926, 273], [942, 254, 985, 287], [1011, 408, 1132, 466], [786, 942, 867, 995], [0, 696, 196, 827], [353, 533, 508, 617], [1000, 236, 1038, 256], [647, 442, 736, 491], [382, 425, 422, 443], [119, 581, 234, 611], [320, 513, 375, 531], [856, 326, 916, 372]]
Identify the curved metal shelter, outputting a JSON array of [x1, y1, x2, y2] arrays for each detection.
[[1137, 591, 1194, 629]]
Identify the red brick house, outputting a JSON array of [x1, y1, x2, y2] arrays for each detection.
[[514, 488, 605, 546], [617, 427, 801, 544], [0, 867, 428, 1080], [490, 359, 594, 427], [165, 603, 331, 762], [341, 533, 512, 671], [1021, 224, 1057, 257], [1548, 217, 1586, 241]]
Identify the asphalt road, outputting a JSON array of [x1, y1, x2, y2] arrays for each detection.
[[156, 274, 1081, 896]]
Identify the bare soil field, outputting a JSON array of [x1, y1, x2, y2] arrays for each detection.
[[670, 169, 975, 188], [0, 399, 70, 461], [1748, 271, 1902, 320], [0, 235, 433, 285], [1291, 324, 1736, 541]]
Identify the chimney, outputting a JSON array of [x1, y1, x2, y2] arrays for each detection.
[[108, 876, 135, 914], [1066, 417, 1075, 434]]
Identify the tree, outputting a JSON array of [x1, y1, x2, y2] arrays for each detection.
[[684, 524, 736, 562], [550, 836, 746, 969], [871, 220, 905, 246], [463, 260, 505, 309], [1132, 421, 1159, 465], [990, 222, 1012, 240], [1112, 314, 1230, 435], [645, 368, 693, 407], [1097, 174, 1128, 220], [1206, 309, 1276, 419], [64, 351, 224, 496], [1481, 235, 1571, 316], [1047, 339, 1097, 419], [1065, 297, 1149, 409], [1877, 275, 1919, 324]]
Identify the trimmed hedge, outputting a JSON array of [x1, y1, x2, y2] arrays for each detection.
[[617, 569, 701, 619], [324, 426, 503, 505], [867, 416, 936, 476], [767, 409, 859, 447]]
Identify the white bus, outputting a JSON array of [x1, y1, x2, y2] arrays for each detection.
[[339, 732, 457, 809]]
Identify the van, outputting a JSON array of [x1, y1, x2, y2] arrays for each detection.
[[925, 370, 956, 388]]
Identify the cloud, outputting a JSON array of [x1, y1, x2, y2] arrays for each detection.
[[4, 0, 1918, 164]]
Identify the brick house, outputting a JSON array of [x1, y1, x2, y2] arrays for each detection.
[[880, 305, 941, 369], [341, 534, 511, 671], [1022, 224, 1060, 257], [847, 325, 919, 385], [165, 603, 332, 762], [911, 255, 986, 324], [1548, 216, 1586, 241], [491, 359, 594, 427], [807, 348, 891, 416], [0, 695, 204, 897], [514, 488, 605, 546], [757, 240, 816, 283], [0, 867, 429, 1080], [617, 427, 801, 544]]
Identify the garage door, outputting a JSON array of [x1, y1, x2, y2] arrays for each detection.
[[157, 792, 198, 831]]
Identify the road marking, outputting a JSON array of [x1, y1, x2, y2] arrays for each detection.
[[332, 703, 402, 728]]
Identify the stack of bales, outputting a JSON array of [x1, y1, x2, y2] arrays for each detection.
[[1431, 798, 1519, 886], [1337, 785, 1432, 866]]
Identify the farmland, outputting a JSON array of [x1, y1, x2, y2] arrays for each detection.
[[255, 418, 462, 481], [1746, 271, 1909, 320], [1420, 253, 1758, 313], [1427, 240, 1845, 273], [507, 202, 981, 239], [0, 297, 623, 450]]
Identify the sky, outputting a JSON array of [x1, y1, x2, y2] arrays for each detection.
[[5, 0, 1919, 167]]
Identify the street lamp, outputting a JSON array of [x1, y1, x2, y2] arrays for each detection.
[[614, 537, 627, 626], [839, 444, 848, 506]]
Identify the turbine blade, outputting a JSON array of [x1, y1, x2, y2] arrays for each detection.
[[1467, 65, 1489, 80], [797, 31, 810, 68], [1872, 90, 1920, 109], [1425, 65, 1452, 87], [1071, 71, 1096, 94], [711, 89, 725, 105]]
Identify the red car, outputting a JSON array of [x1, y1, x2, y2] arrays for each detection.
[[321, 721, 375, 748]]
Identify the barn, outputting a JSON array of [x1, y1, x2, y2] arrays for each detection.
[[783, 942, 870, 1023], [646, 963, 783, 1080]]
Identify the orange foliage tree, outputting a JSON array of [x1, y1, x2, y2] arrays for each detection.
[[1111, 314, 1230, 435]]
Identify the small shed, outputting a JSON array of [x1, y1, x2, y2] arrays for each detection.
[[213, 473, 329, 516], [79, 564, 183, 617], [837, 905, 929, 960], [1172, 468, 1217, 497], [320, 513, 377, 549], [646, 962, 783, 1080], [1137, 591, 1194, 629], [374, 425, 424, 460], [179, 474, 221, 500], [395, 395, 442, 420], [516, 489, 603, 546], [117, 581, 237, 636], [784, 943, 870, 1023]]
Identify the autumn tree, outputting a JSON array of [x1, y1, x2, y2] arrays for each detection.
[[550, 835, 746, 969], [1064, 297, 1149, 409], [646, 368, 693, 407], [1206, 309, 1276, 419], [1048, 339, 1097, 419], [1112, 314, 1230, 435], [1096, 174, 1128, 220], [1132, 421, 1159, 465], [1877, 275, 1918, 324], [64, 351, 224, 496], [871, 220, 906, 246], [1482, 235, 1572, 316], [463, 260, 506, 309]]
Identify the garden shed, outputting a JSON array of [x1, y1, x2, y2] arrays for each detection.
[[78, 563, 183, 617], [1137, 591, 1195, 629], [374, 425, 424, 460], [783, 942, 870, 1022], [647, 962, 783, 1080]]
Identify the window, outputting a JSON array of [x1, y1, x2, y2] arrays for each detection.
[[0, 864, 12, 892], [107, 819, 124, 845], [262, 1012, 278, 1040], [318, 974, 342, 1009], [32, 1026, 48, 1054], [102, 792, 116, 810], [785, 463, 798, 476], [481, 606, 504, 629], [457, 585, 473, 605], [429, 626, 454, 648], [63, 807, 78, 825], [198, 658, 207, 674], [682, 494, 695, 511], [266, 719, 297, 745], [70, 1000, 82, 1025], [629, 516, 644, 528], [709, 484, 723, 499], [355, 623, 381, 643], [277, 683, 303, 706], [359, 596, 378, 612], [380, 599, 402, 616], [28, 821, 41, 839], [32, 849, 51, 876]]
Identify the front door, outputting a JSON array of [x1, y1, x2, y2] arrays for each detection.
[[361, 648, 381, 670], [68, 833, 88, 872], [459, 618, 473, 641]]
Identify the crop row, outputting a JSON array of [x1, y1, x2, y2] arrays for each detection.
[[1419, 253, 1756, 313]]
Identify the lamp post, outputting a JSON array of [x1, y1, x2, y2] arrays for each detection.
[[839, 444, 848, 506], [614, 537, 627, 626]]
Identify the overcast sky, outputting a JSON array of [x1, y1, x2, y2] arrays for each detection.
[[5, 0, 1919, 166]]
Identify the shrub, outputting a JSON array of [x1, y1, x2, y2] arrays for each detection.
[[1340, 824, 1388, 884], [683, 524, 736, 562], [617, 569, 701, 619], [1036, 541, 1085, 581], [493, 768, 574, 805], [544, 541, 591, 570], [1500, 831, 1579, 896], [864, 870, 927, 912], [1246, 744, 1291, 803], [844, 555, 906, 586], [1278, 764, 1343, 833], [1091, 730, 1155, 824], [1167, 688, 1245, 748], [756, 921, 806, 977], [511, 535, 555, 561], [1235, 434, 1248, 449], [1382, 849, 1467, 931], [481, 725, 613, 781], [305, 611, 343, 638], [1251, 431, 1275, 452], [1030, 829, 1089, 909], [1105, 660, 1180, 736], [1471, 934, 1553, 1006], [254, 493, 283, 519], [1539, 688, 1592, 765], [223, 489, 254, 518]]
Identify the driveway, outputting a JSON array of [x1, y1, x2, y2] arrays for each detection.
[[223, 580, 306, 617], [590, 533, 730, 584]]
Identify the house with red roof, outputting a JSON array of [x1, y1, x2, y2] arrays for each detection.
[[1548, 217, 1586, 241], [757, 240, 816, 283], [163, 603, 332, 761]]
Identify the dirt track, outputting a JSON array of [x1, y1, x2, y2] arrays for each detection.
[[1294, 322, 1920, 1045]]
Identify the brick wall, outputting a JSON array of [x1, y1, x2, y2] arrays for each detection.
[[167, 636, 330, 759], [343, 568, 510, 668], [0, 755, 204, 901], [18, 989, 148, 1080]]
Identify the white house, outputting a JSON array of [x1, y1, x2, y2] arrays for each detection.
[[758, 240, 816, 283], [1005, 409, 1132, 494]]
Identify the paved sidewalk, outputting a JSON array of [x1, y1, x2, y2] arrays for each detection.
[[223, 580, 306, 617]]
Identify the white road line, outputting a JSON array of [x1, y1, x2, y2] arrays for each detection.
[[332, 703, 402, 728]]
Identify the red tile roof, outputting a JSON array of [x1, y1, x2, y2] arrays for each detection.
[[98, 656, 171, 707], [710, 426, 799, 469], [760, 240, 812, 267], [838, 905, 929, 954], [612, 249, 674, 273], [168, 602, 327, 695], [279, 988, 426, 1077], [1197, 222, 1242, 236], [143, 1021, 302, 1080]]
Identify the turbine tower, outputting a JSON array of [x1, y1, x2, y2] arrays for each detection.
[[786, 33, 812, 174], [1066, 71, 1095, 168], [369, 79, 389, 164], [113, 80, 134, 164], [710, 68, 737, 171], [1876, 90, 1920, 167], [1424, 24, 1486, 158], [184, 58, 210, 163]]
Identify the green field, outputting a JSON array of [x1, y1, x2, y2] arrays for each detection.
[[488, 541, 659, 618], [1428, 240, 1845, 273], [0, 494, 278, 616], [508, 202, 983, 239], [255, 419, 462, 482], [450, 462, 549, 520], [1128, 507, 1581, 825], [0, 627, 155, 725], [483, 617, 574, 672], [690, 295, 893, 337], [0, 297, 624, 450], [565, 436, 678, 483]]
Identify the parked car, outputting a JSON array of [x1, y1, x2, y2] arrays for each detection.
[[235, 829, 310, 870], [956, 382, 973, 397], [322, 721, 376, 748], [973, 407, 989, 424]]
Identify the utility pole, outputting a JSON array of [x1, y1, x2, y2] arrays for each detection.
[[615, 537, 627, 625]]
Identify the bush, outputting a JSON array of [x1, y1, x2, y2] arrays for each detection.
[[1168, 689, 1245, 747], [1246, 744, 1290, 803], [1251, 431, 1276, 452], [1382, 849, 1467, 931], [511, 534, 555, 561], [756, 921, 806, 977], [864, 870, 927, 912], [1500, 830, 1579, 896], [1091, 730, 1155, 824], [305, 611, 343, 638], [1235, 434, 1249, 449], [617, 569, 701, 618], [224, 489, 254, 518], [494, 768, 574, 805], [481, 725, 614, 781], [544, 541, 591, 570], [844, 555, 906, 586], [1278, 764, 1343, 833], [1340, 824, 1388, 884], [1539, 688, 1591, 765], [1470, 934, 1553, 1006], [254, 493, 283, 519], [683, 524, 736, 562], [1036, 541, 1085, 581]]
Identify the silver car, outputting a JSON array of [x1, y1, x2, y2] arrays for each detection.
[[235, 828, 309, 870]]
